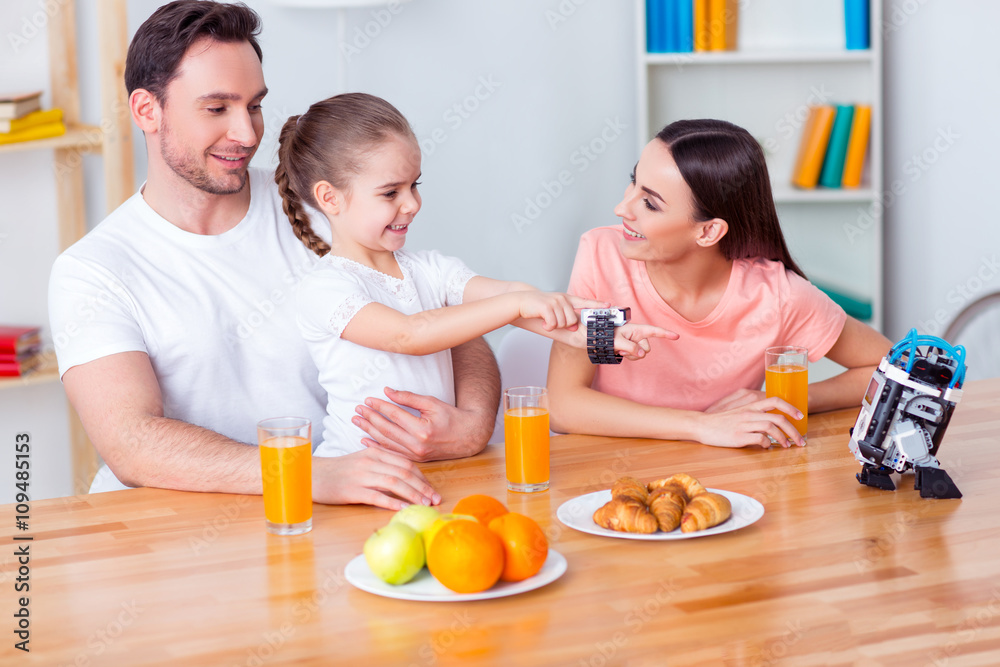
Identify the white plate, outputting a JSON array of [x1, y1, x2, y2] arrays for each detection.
[[556, 488, 764, 540], [344, 549, 567, 601]]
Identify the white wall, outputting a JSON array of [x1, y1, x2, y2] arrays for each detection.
[[881, 1, 1000, 348], [2, 0, 997, 500]]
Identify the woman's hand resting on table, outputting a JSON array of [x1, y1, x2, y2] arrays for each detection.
[[697, 389, 805, 448]]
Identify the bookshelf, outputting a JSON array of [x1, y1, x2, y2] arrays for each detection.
[[635, 0, 884, 331], [0, 0, 134, 494]]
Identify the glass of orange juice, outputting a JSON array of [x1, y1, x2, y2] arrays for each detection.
[[257, 417, 313, 535], [765, 346, 809, 437], [504, 386, 550, 493]]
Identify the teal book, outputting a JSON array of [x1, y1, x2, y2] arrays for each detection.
[[818, 105, 855, 188], [815, 282, 873, 321]]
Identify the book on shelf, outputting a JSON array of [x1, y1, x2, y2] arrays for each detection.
[[693, 0, 710, 51], [818, 105, 855, 189], [707, 0, 739, 51], [841, 105, 872, 188], [674, 0, 694, 52], [647, 0, 694, 53], [0, 119, 66, 145], [815, 283, 873, 321], [0, 91, 42, 121], [0, 325, 42, 356], [791, 106, 836, 189], [0, 353, 42, 378], [791, 104, 872, 190], [0, 108, 62, 134], [844, 0, 871, 50]]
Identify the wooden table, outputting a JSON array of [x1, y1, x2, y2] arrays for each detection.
[[4, 379, 1000, 666]]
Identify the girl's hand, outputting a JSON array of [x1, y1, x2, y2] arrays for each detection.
[[515, 292, 608, 331], [694, 396, 806, 448], [613, 323, 680, 360]]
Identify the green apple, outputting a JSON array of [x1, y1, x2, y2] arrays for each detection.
[[389, 504, 441, 543], [363, 523, 425, 585]]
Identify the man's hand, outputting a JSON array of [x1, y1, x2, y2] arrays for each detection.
[[352, 387, 491, 462], [312, 447, 441, 510]]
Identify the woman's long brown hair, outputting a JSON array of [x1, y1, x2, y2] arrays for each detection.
[[655, 119, 806, 279]]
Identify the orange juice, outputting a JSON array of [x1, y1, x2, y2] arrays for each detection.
[[504, 407, 550, 491], [260, 436, 312, 526], [765, 363, 808, 433]]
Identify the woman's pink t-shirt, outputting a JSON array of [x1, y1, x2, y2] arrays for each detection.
[[568, 225, 847, 412]]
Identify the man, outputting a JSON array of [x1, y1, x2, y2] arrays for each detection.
[[48, 1, 500, 509]]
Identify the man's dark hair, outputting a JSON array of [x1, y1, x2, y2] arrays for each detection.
[[124, 1, 262, 101]]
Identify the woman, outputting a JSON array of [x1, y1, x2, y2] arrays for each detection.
[[547, 119, 891, 448]]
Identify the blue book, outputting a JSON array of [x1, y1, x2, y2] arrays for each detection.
[[673, 0, 694, 52], [818, 105, 855, 188], [647, 0, 668, 53], [844, 0, 870, 50]]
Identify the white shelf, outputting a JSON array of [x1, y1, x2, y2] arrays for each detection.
[[645, 49, 873, 66], [771, 185, 875, 204], [635, 0, 883, 330]]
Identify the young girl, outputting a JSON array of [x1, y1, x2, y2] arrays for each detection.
[[275, 93, 673, 457], [548, 119, 892, 448]]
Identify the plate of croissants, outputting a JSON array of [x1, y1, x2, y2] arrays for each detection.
[[556, 473, 764, 540]]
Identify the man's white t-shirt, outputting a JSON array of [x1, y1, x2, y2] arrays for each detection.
[[48, 168, 326, 492], [296, 250, 475, 457]]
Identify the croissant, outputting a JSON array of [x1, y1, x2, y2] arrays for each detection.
[[593, 498, 659, 534], [647, 486, 685, 532], [649, 473, 706, 501], [680, 492, 732, 533], [610, 476, 649, 504]]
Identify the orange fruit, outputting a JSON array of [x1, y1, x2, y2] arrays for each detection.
[[452, 494, 509, 527], [426, 519, 505, 594], [487, 512, 549, 583]]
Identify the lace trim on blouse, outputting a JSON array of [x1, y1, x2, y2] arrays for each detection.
[[322, 251, 475, 335], [446, 265, 476, 305], [327, 292, 372, 338]]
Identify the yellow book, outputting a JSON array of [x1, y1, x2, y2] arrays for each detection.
[[708, 0, 739, 51], [0, 108, 62, 134], [694, 0, 711, 51], [0, 121, 66, 145], [841, 105, 872, 188], [791, 106, 836, 189]]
